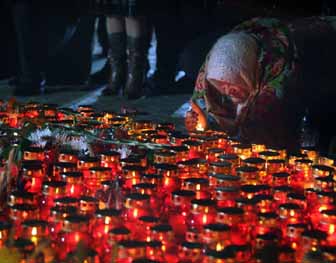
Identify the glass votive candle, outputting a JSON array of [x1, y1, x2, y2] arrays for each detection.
[[166, 190, 194, 236], [154, 163, 179, 191], [133, 183, 157, 196], [208, 174, 241, 189], [9, 204, 38, 222], [21, 219, 48, 245], [21, 160, 44, 193], [61, 172, 83, 198], [213, 187, 239, 208], [121, 156, 142, 168], [267, 159, 286, 175], [49, 206, 77, 235], [319, 155, 335, 167], [287, 192, 306, 210], [216, 207, 244, 227], [207, 148, 224, 163], [294, 159, 313, 177], [85, 167, 112, 193], [208, 161, 231, 174], [8, 191, 38, 207], [318, 210, 336, 244], [166, 146, 188, 163], [58, 149, 79, 164], [124, 193, 151, 221], [301, 230, 327, 255], [153, 150, 176, 164], [236, 166, 259, 184], [242, 157, 266, 170], [255, 233, 278, 250], [23, 146, 44, 161], [259, 150, 280, 161], [54, 197, 79, 209], [178, 241, 203, 262], [145, 241, 165, 261], [109, 227, 131, 246], [77, 156, 100, 176], [301, 146, 318, 162], [140, 174, 163, 188], [218, 154, 240, 172], [150, 224, 175, 252], [151, 134, 168, 144], [134, 216, 160, 241], [189, 199, 216, 230], [273, 186, 294, 206], [285, 223, 307, 245], [272, 172, 290, 187], [255, 212, 279, 236], [183, 140, 204, 159], [168, 131, 189, 146], [182, 178, 210, 199], [79, 196, 98, 215], [315, 176, 334, 192], [240, 185, 270, 200], [0, 221, 12, 248], [254, 194, 274, 213], [312, 164, 334, 178], [202, 223, 231, 250], [279, 203, 303, 224], [203, 248, 235, 263], [42, 181, 67, 207], [100, 151, 121, 175], [229, 244, 252, 262], [53, 162, 77, 180], [177, 158, 207, 179], [93, 209, 122, 239], [232, 143, 252, 160], [61, 215, 90, 253], [117, 240, 147, 262], [123, 165, 146, 189], [252, 144, 266, 154]]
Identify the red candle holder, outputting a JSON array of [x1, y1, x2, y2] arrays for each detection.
[[150, 224, 175, 253], [178, 241, 203, 262], [21, 160, 45, 193], [58, 149, 79, 164], [117, 240, 147, 263], [207, 148, 224, 163], [213, 187, 239, 208], [258, 150, 280, 161], [315, 176, 334, 192], [240, 185, 270, 200], [229, 244, 252, 262], [151, 134, 168, 144], [49, 206, 77, 237], [208, 161, 231, 175], [61, 172, 83, 198], [286, 192, 306, 210], [272, 172, 290, 187], [85, 167, 113, 193], [255, 233, 278, 250], [77, 156, 100, 177], [121, 155, 145, 168], [108, 227, 131, 246], [9, 204, 38, 223], [177, 158, 207, 179], [252, 144, 266, 154], [0, 222, 12, 248], [23, 147, 44, 161], [216, 207, 244, 227], [218, 154, 240, 172], [140, 174, 163, 188], [182, 178, 210, 199], [284, 223, 307, 248], [318, 210, 336, 244], [236, 166, 259, 185], [134, 216, 159, 241], [42, 181, 67, 208], [154, 163, 179, 192], [208, 174, 240, 189], [203, 248, 235, 263], [92, 209, 122, 239], [53, 162, 77, 180], [124, 193, 151, 221], [55, 197, 79, 209], [79, 196, 98, 215], [312, 164, 334, 179], [188, 199, 216, 231], [242, 157, 265, 170], [169, 131, 189, 146], [8, 191, 38, 207], [273, 186, 294, 206], [145, 241, 165, 262], [100, 151, 121, 176], [255, 212, 279, 236], [183, 140, 204, 159], [300, 147, 318, 162], [254, 194, 274, 213], [169, 146, 189, 162], [202, 223, 231, 250], [279, 203, 303, 224], [267, 159, 286, 175], [232, 143, 252, 160], [300, 230, 327, 256], [153, 150, 176, 164], [21, 219, 48, 245], [123, 165, 146, 190]]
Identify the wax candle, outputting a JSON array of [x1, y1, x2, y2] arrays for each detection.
[[21, 160, 44, 193], [61, 172, 83, 198]]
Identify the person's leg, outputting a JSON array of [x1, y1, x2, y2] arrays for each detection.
[[11, 0, 41, 95], [124, 16, 148, 99], [103, 16, 127, 95]]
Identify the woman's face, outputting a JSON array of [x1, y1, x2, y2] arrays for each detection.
[[208, 79, 249, 104]]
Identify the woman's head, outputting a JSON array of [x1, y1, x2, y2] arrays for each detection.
[[206, 32, 259, 104]]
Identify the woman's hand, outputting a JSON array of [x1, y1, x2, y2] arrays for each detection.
[[185, 100, 208, 132]]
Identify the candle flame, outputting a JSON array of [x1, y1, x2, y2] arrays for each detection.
[[289, 210, 295, 217], [133, 208, 138, 218], [75, 233, 80, 242], [31, 227, 37, 236], [104, 217, 110, 225], [216, 243, 223, 251], [196, 184, 201, 191], [202, 214, 208, 224], [104, 225, 109, 234], [291, 242, 297, 250], [329, 224, 335, 235], [196, 122, 204, 131], [70, 185, 75, 194]]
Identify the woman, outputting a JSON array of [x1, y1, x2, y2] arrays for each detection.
[[102, 0, 150, 99], [186, 17, 336, 152]]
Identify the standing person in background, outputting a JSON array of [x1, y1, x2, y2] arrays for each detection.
[[101, 0, 150, 99]]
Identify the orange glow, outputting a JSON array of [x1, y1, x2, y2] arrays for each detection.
[[202, 214, 208, 224], [31, 227, 37, 236], [289, 210, 295, 217], [133, 208, 138, 218], [216, 243, 223, 251], [329, 224, 335, 235]]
